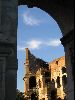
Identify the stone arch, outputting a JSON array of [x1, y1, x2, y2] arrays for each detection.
[[18, 1, 74, 100], [18, 0, 74, 35], [0, 0, 74, 100]]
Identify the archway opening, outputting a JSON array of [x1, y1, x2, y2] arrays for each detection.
[[31, 92, 38, 100], [62, 67, 66, 74], [29, 76, 36, 89], [17, 5, 65, 94], [56, 76, 61, 88], [51, 89, 57, 100]]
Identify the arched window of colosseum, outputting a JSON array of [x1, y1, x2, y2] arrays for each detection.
[[51, 89, 57, 100], [45, 79, 50, 85], [45, 72, 50, 77], [29, 76, 36, 89], [52, 79, 55, 83], [31, 92, 38, 100], [51, 79, 55, 87], [56, 76, 61, 88], [56, 61, 58, 65], [62, 67, 66, 74], [62, 75, 67, 85]]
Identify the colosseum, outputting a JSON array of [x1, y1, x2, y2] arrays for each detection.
[[23, 48, 67, 100]]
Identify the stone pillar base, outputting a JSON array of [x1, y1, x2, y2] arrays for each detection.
[[0, 42, 18, 100]]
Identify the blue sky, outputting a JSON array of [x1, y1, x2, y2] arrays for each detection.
[[17, 5, 65, 92]]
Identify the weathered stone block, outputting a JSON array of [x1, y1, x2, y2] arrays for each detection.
[[1, 0, 18, 43]]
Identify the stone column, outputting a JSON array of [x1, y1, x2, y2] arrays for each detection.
[[0, 0, 18, 100], [0, 42, 18, 100], [60, 30, 74, 100]]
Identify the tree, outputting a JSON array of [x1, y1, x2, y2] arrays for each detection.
[[16, 89, 25, 100]]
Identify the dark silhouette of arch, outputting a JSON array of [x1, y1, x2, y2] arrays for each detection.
[[56, 76, 61, 88]]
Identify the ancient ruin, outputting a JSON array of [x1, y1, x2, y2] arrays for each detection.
[[24, 48, 67, 100], [24, 48, 51, 100], [49, 56, 67, 100], [0, 0, 74, 100]]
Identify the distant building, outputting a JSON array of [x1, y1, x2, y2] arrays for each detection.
[[23, 48, 67, 100]]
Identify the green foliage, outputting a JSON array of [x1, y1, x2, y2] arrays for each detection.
[[16, 89, 25, 100]]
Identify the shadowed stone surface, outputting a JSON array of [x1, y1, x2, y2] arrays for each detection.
[[0, 0, 18, 100]]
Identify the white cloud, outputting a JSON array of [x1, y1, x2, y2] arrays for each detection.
[[17, 46, 25, 51], [46, 39, 61, 46], [23, 12, 42, 26], [17, 39, 61, 51], [27, 40, 42, 49]]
